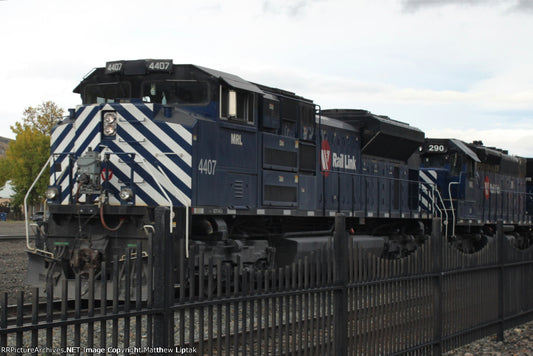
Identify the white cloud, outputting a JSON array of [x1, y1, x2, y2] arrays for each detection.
[[0, 0, 532, 157], [427, 128, 533, 157]]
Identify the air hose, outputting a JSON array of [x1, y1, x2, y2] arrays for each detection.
[[100, 202, 125, 232]]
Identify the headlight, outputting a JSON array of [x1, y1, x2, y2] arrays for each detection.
[[45, 187, 59, 200], [103, 112, 117, 124], [103, 124, 117, 136], [119, 188, 133, 201], [102, 111, 118, 136]]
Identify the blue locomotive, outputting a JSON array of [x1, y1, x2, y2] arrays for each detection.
[[420, 139, 532, 252], [25, 59, 533, 290]]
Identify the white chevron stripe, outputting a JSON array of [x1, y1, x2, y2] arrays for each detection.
[[419, 170, 438, 213], [58, 161, 72, 205], [123, 104, 192, 166], [419, 169, 437, 184], [420, 196, 429, 210], [102, 103, 115, 111], [110, 138, 191, 206], [118, 123, 192, 188], [50, 123, 75, 204], [74, 108, 101, 153], [100, 154, 149, 207], [51, 123, 75, 155], [50, 124, 72, 177]]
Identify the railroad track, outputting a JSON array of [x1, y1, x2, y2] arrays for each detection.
[[0, 235, 25, 240]]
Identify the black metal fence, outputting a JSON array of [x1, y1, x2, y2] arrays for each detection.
[[2, 208, 533, 355]]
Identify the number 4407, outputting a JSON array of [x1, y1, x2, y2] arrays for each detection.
[[198, 159, 217, 175]]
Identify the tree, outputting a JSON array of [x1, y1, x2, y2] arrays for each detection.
[[12, 101, 63, 136], [0, 101, 64, 208]]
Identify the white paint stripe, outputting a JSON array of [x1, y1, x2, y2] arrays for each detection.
[[421, 196, 429, 210], [99, 147, 166, 205], [124, 104, 192, 166], [75, 105, 92, 123], [419, 171, 436, 184], [75, 115, 100, 153], [102, 103, 115, 111], [118, 124, 191, 188], [114, 138, 191, 206], [55, 130, 76, 155]]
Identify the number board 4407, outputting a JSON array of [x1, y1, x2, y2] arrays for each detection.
[[145, 59, 173, 73], [198, 159, 217, 175]]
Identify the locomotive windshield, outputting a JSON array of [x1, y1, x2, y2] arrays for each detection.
[[84, 82, 131, 104], [141, 80, 209, 105], [423, 152, 465, 176], [83, 80, 209, 105]]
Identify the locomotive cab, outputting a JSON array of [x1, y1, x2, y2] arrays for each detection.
[[421, 139, 480, 222]]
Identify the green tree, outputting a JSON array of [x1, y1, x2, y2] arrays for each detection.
[[0, 101, 64, 207]]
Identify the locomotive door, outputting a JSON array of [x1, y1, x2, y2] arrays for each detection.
[[378, 162, 391, 217], [363, 160, 378, 217], [338, 134, 355, 212], [390, 166, 404, 217]]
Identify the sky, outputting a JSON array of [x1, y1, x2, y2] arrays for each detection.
[[0, 0, 532, 156]]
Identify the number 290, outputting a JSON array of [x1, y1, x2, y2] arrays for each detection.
[[428, 144, 446, 152]]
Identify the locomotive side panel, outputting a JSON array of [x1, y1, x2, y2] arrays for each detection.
[[195, 119, 258, 209], [318, 122, 360, 215], [261, 132, 299, 207]]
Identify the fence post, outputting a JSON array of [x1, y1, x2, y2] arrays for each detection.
[[497, 219, 505, 342], [153, 207, 172, 349], [432, 218, 443, 356], [334, 213, 348, 355]]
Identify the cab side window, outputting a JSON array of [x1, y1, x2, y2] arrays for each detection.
[[220, 86, 255, 124], [450, 153, 464, 176], [299, 105, 315, 141]]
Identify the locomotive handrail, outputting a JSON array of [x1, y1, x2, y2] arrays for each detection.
[[448, 181, 459, 236], [418, 179, 449, 237], [24, 155, 55, 258], [430, 184, 437, 215], [154, 166, 175, 227], [142, 158, 192, 258], [322, 168, 438, 219], [433, 186, 449, 238], [154, 153, 191, 258], [142, 160, 174, 232]]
